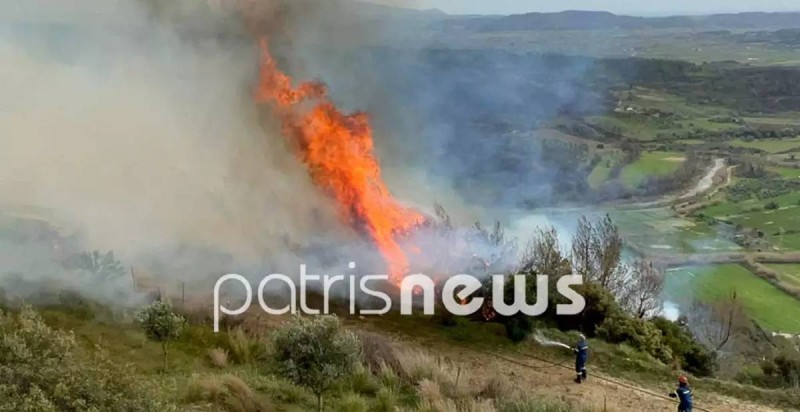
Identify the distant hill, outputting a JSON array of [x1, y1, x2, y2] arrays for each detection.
[[435, 10, 800, 32]]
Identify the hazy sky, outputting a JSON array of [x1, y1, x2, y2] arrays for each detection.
[[371, 0, 800, 16]]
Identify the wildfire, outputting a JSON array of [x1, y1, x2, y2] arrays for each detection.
[[254, 39, 424, 283]]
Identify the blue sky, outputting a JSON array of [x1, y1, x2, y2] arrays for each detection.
[[370, 0, 800, 16]]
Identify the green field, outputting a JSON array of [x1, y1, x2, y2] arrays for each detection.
[[665, 264, 800, 333], [588, 164, 612, 188], [620, 151, 684, 188], [587, 153, 622, 188], [702, 192, 800, 217], [728, 206, 800, 234], [772, 166, 800, 179], [764, 263, 800, 290], [609, 208, 740, 254], [730, 136, 800, 153], [776, 233, 800, 251]]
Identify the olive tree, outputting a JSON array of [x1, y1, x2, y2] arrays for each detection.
[[270, 315, 361, 412], [0, 307, 171, 411], [136, 300, 185, 370]]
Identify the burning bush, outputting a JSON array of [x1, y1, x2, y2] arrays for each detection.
[[255, 39, 424, 284]]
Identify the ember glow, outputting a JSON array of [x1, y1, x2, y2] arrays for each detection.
[[254, 39, 425, 283]]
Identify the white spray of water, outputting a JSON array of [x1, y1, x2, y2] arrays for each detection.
[[533, 332, 572, 350]]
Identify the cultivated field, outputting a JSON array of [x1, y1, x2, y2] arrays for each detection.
[[610, 208, 740, 254], [620, 151, 684, 188], [763, 263, 800, 290], [666, 264, 800, 333], [730, 136, 800, 153]]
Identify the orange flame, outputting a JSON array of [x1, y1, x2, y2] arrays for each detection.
[[254, 39, 424, 283]]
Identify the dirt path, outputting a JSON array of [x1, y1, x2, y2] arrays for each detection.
[[444, 349, 779, 412], [598, 157, 728, 212], [679, 158, 726, 200], [362, 322, 782, 412]]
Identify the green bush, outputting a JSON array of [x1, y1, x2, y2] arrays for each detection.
[[332, 393, 369, 412], [774, 354, 800, 387], [136, 300, 185, 370], [501, 314, 533, 343], [554, 282, 622, 336], [597, 315, 672, 363], [651, 317, 716, 376], [270, 315, 361, 411], [185, 373, 271, 412], [0, 307, 172, 411]]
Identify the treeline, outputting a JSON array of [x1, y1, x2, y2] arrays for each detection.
[[656, 125, 800, 143], [431, 212, 718, 377], [427, 209, 800, 393], [725, 175, 800, 203]]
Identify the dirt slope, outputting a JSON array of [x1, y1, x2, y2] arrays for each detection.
[[361, 325, 782, 412]]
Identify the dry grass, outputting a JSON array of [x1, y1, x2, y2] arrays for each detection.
[[185, 374, 272, 412], [207, 348, 229, 369], [374, 386, 399, 412], [478, 374, 514, 400], [417, 398, 497, 412], [417, 376, 507, 412], [395, 350, 472, 398], [417, 379, 444, 402], [226, 327, 262, 365], [356, 330, 402, 373]]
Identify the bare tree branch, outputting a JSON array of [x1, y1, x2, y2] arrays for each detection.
[[620, 258, 665, 319], [687, 292, 748, 352]]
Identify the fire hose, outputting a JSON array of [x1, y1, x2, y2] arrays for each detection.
[[362, 317, 712, 410], [466, 347, 714, 412]]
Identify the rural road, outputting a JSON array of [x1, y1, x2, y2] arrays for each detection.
[[617, 157, 727, 210], [679, 158, 726, 199]]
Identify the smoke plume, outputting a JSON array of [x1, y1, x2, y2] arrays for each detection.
[[0, 0, 401, 302]]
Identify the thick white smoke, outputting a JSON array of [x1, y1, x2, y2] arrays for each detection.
[[0, 0, 370, 301]]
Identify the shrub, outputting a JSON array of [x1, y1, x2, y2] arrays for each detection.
[[377, 361, 402, 391], [651, 317, 716, 376], [479, 374, 514, 399], [395, 350, 470, 398], [136, 300, 185, 370], [765, 201, 780, 210], [554, 282, 622, 336], [346, 365, 380, 396], [775, 354, 800, 387], [256, 375, 314, 405], [356, 330, 401, 373], [226, 326, 264, 365], [373, 387, 398, 412], [333, 393, 369, 412], [185, 374, 271, 412], [0, 307, 171, 411], [269, 315, 361, 411], [208, 347, 229, 369], [597, 315, 672, 363], [501, 314, 533, 342]]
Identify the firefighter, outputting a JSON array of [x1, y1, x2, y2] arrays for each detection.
[[668, 375, 694, 412], [572, 333, 589, 383]]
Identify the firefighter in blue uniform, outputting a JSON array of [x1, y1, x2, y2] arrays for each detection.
[[668, 375, 693, 412], [572, 333, 589, 383]]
